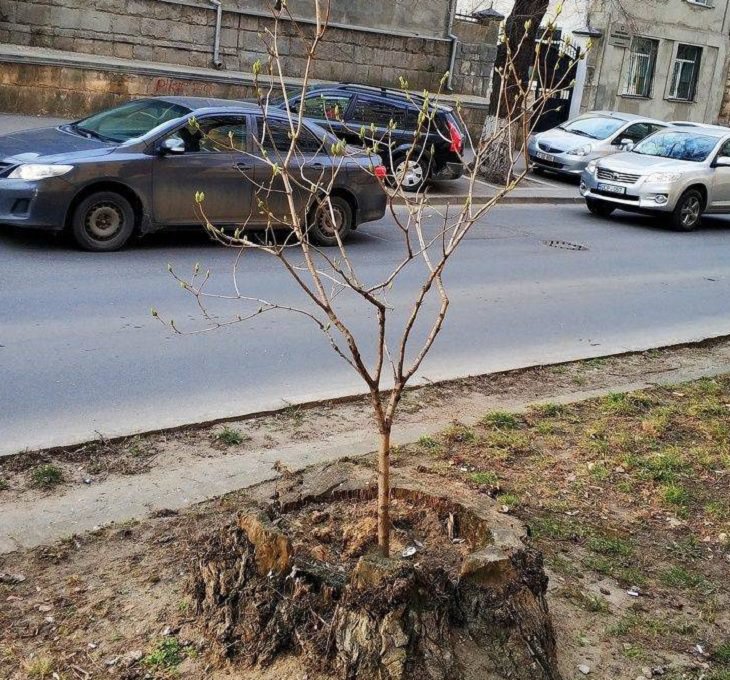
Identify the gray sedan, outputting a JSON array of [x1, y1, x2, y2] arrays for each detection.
[[0, 97, 387, 251], [528, 111, 667, 177]]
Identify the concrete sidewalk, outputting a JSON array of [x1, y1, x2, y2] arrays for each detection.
[[0, 112, 581, 206]]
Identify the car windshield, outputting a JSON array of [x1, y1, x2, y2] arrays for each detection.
[[72, 99, 191, 143], [633, 131, 718, 162], [559, 115, 625, 140]]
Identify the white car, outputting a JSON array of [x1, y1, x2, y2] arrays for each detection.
[[527, 111, 667, 177], [580, 127, 730, 231]]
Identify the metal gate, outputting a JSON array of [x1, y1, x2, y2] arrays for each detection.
[[529, 38, 579, 133]]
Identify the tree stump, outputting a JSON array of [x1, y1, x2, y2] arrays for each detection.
[[191, 477, 563, 680]]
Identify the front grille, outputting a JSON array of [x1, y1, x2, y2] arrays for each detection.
[[538, 142, 565, 154], [530, 155, 564, 170], [593, 189, 639, 201], [596, 168, 641, 184], [0, 162, 15, 178]]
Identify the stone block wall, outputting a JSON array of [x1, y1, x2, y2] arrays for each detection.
[[450, 18, 498, 100], [0, 0, 453, 92]]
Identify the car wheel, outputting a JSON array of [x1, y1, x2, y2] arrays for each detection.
[[393, 156, 428, 193], [71, 191, 136, 252], [306, 195, 352, 247], [671, 189, 703, 232], [586, 197, 615, 217]]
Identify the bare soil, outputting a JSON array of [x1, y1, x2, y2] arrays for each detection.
[[283, 495, 471, 575]]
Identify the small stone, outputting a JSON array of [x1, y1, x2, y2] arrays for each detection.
[[0, 573, 26, 584], [627, 588, 640, 597], [124, 650, 143, 666], [719, 532, 728, 545], [599, 587, 610, 596], [401, 546, 417, 558], [88, 642, 97, 649], [642, 668, 652, 678], [577, 664, 591, 675], [652, 667, 665, 676], [614, 466, 625, 473], [38, 604, 53, 612], [499, 505, 510, 514]]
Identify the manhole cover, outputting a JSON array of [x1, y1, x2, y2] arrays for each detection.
[[542, 239, 589, 251]]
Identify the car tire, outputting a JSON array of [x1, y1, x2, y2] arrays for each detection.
[[392, 155, 428, 193], [71, 191, 136, 252], [670, 189, 703, 232], [306, 195, 352, 247], [586, 197, 615, 217]]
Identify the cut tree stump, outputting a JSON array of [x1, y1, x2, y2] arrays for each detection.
[[191, 470, 563, 680]]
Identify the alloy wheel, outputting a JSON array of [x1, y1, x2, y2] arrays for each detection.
[[680, 196, 701, 229]]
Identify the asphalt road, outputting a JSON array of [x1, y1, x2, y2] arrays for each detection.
[[2, 199, 730, 456]]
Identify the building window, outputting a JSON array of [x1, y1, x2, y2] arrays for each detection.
[[668, 44, 702, 100], [623, 37, 659, 97]]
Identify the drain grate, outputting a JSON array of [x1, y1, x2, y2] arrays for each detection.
[[542, 239, 589, 251]]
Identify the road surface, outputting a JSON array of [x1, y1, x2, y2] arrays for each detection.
[[2, 200, 730, 456]]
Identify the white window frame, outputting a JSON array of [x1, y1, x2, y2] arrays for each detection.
[[685, 0, 713, 7], [622, 37, 659, 98], [667, 43, 702, 101]]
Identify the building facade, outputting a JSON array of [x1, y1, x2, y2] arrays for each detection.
[[578, 0, 730, 124]]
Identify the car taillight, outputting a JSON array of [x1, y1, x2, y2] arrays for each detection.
[[374, 165, 387, 179], [448, 120, 463, 154]]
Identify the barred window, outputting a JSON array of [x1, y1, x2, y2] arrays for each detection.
[[668, 44, 702, 101], [623, 37, 659, 97]]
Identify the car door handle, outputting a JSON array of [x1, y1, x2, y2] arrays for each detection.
[[311, 163, 324, 169], [236, 162, 253, 171]]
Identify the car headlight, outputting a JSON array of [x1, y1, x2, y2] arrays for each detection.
[[646, 171, 682, 183], [586, 160, 598, 173], [567, 144, 592, 157], [8, 164, 74, 180]]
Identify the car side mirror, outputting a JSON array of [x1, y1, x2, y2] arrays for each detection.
[[714, 156, 730, 168], [160, 137, 185, 155], [620, 138, 634, 151]]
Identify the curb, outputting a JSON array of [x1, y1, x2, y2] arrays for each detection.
[[5, 333, 729, 461], [391, 195, 583, 206]]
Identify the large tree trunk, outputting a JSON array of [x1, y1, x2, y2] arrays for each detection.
[[480, 0, 550, 185]]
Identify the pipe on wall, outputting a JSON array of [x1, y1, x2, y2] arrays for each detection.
[[446, 0, 458, 91], [209, 0, 223, 69]]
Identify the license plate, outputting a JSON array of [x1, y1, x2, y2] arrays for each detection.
[[536, 151, 554, 162], [597, 182, 626, 195]]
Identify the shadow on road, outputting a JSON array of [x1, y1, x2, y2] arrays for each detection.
[[0, 224, 377, 253]]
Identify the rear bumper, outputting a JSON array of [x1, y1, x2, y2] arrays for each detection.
[[355, 185, 387, 226], [0, 178, 69, 230], [433, 161, 464, 181]]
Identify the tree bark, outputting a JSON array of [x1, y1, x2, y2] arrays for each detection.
[[377, 427, 391, 557]]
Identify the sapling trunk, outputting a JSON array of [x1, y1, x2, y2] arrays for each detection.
[[377, 427, 391, 557]]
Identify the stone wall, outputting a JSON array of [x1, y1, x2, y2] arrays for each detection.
[[451, 17, 498, 100], [0, 0, 453, 92], [227, 0, 452, 39]]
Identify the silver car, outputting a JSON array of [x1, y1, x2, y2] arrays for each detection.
[[579, 126, 730, 231], [527, 111, 667, 177]]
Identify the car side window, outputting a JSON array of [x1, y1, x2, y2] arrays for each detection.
[[718, 139, 730, 158], [302, 94, 352, 122], [350, 97, 408, 129], [168, 116, 248, 153], [256, 117, 325, 154], [620, 122, 653, 144]]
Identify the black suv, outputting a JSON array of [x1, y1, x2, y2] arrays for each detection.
[[277, 83, 465, 192]]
